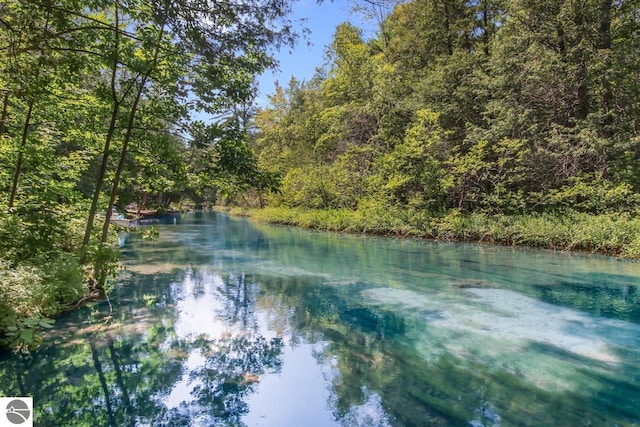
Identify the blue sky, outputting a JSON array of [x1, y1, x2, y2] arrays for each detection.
[[256, 0, 375, 105]]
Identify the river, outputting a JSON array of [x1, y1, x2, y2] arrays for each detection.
[[1, 211, 639, 426]]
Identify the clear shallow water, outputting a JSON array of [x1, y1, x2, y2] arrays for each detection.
[[1, 211, 640, 426]]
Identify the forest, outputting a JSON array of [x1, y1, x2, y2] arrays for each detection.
[[245, 0, 640, 258], [0, 0, 291, 350]]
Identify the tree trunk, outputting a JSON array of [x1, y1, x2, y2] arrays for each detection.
[[572, 8, 589, 121], [598, 0, 611, 50], [8, 99, 34, 210], [0, 91, 9, 137], [598, 0, 613, 122], [481, 0, 490, 56], [80, 99, 120, 262], [442, 1, 453, 55], [100, 24, 165, 246], [100, 83, 145, 244], [80, 5, 120, 264]]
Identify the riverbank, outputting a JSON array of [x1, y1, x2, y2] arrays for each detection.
[[227, 206, 640, 258], [0, 213, 122, 352]]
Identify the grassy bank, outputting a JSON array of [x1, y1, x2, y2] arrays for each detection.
[[228, 206, 640, 258]]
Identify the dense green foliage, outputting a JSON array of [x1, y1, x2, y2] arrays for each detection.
[[0, 0, 294, 350], [248, 0, 640, 255]]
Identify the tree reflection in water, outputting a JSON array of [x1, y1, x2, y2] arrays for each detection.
[[0, 267, 285, 426], [189, 334, 283, 425]]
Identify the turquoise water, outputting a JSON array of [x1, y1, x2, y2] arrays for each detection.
[[1, 211, 640, 426]]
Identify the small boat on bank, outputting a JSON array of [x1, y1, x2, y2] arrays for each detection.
[[125, 203, 158, 218]]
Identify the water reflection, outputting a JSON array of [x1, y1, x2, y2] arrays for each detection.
[[0, 268, 288, 426], [1, 211, 639, 426]]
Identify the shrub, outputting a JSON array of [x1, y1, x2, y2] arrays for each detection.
[[0, 259, 51, 351], [0, 253, 87, 352]]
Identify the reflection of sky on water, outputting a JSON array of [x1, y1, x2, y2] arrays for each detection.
[[163, 350, 206, 409], [153, 266, 360, 426], [243, 343, 342, 427], [2, 211, 640, 426], [170, 268, 232, 339]]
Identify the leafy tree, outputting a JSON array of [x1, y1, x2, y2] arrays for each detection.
[[0, 0, 299, 350], [252, 0, 640, 226], [369, 109, 449, 212]]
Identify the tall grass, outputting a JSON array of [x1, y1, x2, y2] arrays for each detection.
[[231, 207, 640, 258]]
